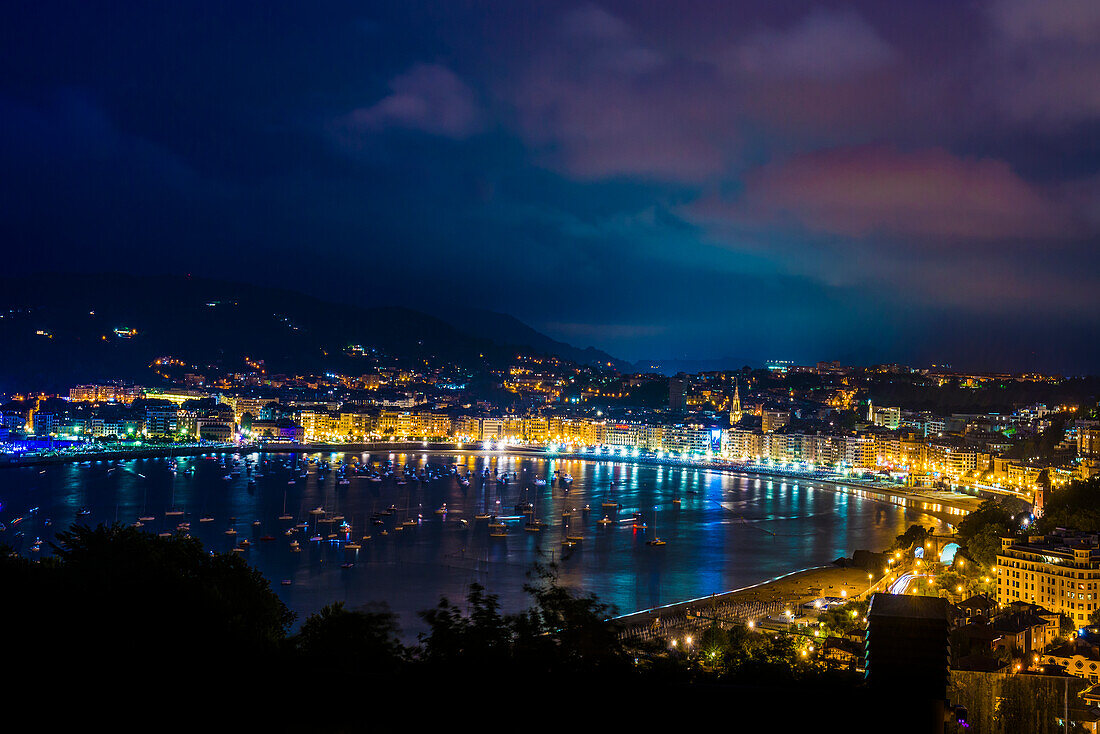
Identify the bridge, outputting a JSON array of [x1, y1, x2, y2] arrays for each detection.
[[911, 533, 963, 565]]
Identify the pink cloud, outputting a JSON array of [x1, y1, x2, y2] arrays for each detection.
[[337, 64, 482, 139], [508, 5, 732, 182], [503, 6, 911, 183], [693, 145, 1077, 241]]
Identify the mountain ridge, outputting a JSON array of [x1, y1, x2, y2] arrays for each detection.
[[0, 273, 625, 391]]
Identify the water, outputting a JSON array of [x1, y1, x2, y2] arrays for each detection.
[[0, 451, 948, 637]]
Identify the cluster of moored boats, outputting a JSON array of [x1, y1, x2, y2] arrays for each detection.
[[1, 453, 672, 559]]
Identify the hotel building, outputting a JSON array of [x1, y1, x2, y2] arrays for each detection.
[[997, 533, 1100, 625]]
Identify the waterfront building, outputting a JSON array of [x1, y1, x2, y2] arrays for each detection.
[[991, 458, 1046, 493], [480, 417, 504, 440], [144, 402, 179, 438], [32, 410, 59, 436], [338, 409, 376, 440], [662, 423, 710, 454], [503, 416, 525, 440], [924, 441, 990, 480], [844, 435, 876, 468], [414, 412, 451, 438], [68, 384, 141, 404], [249, 418, 304, 442], [606, 422, 646, 448], [453, 416, 481, 441], [195, 412, 234, 441], [523, 416, 549, 442], [299, 409, 337, 441]]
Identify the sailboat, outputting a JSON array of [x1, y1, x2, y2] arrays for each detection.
[[475, 479, 492, 520], [402, 486, 419, 528], [525, 491, 544, 532], [279, 488, 293, 521], [646, 506, 666, 546], [137, 485, 155, 523], [165, 478, 184, 517]]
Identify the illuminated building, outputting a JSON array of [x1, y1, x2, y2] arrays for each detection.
[[997, 533, 1100, 625], [249, 419, 304, 442], [523, 417, 550, 442], [144, 403, 179, 437], [195, 406, 234, 441], [480, 417, 504, 440], [228, 396, 278, 424], [69, 385, 141, 404], [871, 406, 901, 430], [143, 389, 209, 406], [1081, 428, 1100, 458], [729, 380, 742, 425], [761, 410, 789, 434]]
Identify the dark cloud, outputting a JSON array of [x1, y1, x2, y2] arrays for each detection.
[[1, 1, 1098, 372]]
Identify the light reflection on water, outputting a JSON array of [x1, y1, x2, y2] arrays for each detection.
[[0, 451, 949, 637]]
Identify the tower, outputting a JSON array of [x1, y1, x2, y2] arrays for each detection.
[[729, 380, 742, 426]]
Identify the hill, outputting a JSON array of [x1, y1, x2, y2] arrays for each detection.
[[435, 307, 628, 371], [0, 273, 621, 392]]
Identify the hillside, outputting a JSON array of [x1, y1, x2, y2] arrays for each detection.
[[435, 307, 628, 371], [0, 274, 621, 392]]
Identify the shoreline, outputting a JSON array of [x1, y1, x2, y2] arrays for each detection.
[[614, 565, 878, 629], [1, 440, 961, 631]]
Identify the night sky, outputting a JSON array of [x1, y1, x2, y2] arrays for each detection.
[[3, 1, 1099, 372]]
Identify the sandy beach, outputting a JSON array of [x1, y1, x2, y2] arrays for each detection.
[[616, 564, 879, 630]]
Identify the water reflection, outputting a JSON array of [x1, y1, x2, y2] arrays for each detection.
[[0, 451, 949, 636]]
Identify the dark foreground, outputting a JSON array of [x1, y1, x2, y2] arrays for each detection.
[[1, 524, 939, 733]]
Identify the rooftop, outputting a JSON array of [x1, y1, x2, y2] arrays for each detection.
[[868, 593, 949, 621]]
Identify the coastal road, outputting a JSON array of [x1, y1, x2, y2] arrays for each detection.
[[888, 573, 930, 595]]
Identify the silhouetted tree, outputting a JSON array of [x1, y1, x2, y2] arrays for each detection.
[[296, 601, 405, 675]]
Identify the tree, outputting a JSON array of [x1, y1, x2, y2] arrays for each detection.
[[296, 601, 405, 675], [819, 600, 870, 636], [967, 525, 1007, 569], [417, 582, 513, 668], [1038, 477, 1100, 532], [699, 623, 729, 664], [893, 524, 931, 551], [512, 565, 629, 674], [956, 499, 1020, 569], [47, 523, 295, 651], [1, 523, 297, 716]]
